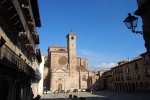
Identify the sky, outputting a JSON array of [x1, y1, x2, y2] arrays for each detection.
[[37, 0, 146, 71]]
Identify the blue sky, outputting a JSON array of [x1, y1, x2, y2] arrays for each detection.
[[37, 0, 146, 71]]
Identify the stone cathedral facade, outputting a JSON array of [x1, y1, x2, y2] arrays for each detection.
[[44, 32, 89, 92]]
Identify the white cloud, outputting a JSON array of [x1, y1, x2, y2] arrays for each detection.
[[77, 49, 94, 56], [89, 62, 117, 71], [77, 49, 121, 63], [77, 49, 119, 71]]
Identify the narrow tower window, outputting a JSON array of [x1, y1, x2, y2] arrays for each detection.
[[71, 36, 74, 40]]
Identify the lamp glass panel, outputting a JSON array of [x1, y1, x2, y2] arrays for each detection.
[[124, 22, 132, 29], [132, 19, 138, 28], [124, 14, 138, 30]]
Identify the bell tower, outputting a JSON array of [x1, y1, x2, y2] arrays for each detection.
[[66, 32, 76, 76]]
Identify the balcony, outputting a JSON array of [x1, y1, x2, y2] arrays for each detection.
[[111, 78, 115, 81], [145, 72, 150, 77], [116, 78, 121, 81], [134, 63, 139, 70], [121, 77, 124, 81], [105, 73, 112, 77], [134, 66, 139, 70], [35, 68, 41, 79], [36, 48, 42, 63], [0, 0, 24, 34], [118, 70, 123, 73], [33, 68, 41, 82], [126, 76, 132, 80], [126, 69, 130, 73], [143, 60, 149, 66], [135, 75, 141, 80], [0, 45, 35, 78], [0, 0, 36, 54]]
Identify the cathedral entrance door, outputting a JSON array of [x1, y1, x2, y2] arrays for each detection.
[[58, 83, 62, 92]]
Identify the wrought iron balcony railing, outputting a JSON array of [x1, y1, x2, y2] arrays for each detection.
[[126, 76, 132, 80], [118, 70, 123, 73], [0, 45, 35, 77], [134, 75, 141, 80]]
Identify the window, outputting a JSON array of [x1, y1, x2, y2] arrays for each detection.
[[71, 36, 74, 40], [134, 63, 138, 70], [126, 65, 129, 73], [96, 79, 98, 83], [143, 59, 149, 65], [82, 75, 86, 81]]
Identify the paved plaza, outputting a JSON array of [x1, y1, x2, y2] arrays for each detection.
[[40, 91, 150, 100]]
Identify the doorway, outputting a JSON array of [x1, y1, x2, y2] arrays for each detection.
[[58, 83, 62, 92], [0, 80, 9, 100]]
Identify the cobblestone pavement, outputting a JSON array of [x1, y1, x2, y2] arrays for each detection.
[[40, 90, 150, 100]]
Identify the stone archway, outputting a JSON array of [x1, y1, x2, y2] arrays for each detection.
[[135, 82, 139, 92], [128, 83, 131, 91], [140, 82, 143, 92], [132, 82, 135, 92], [125, 83, 128, 91], [119, 83, 122, 91], [145, 82, 149, 92], [122, 83, 124, 91], [116, 83, 119, 91], [115, 83, 117, 91]]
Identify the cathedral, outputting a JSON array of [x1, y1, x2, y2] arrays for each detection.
[[43, 32, 89, 92]]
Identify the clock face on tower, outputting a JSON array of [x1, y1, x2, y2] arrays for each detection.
[[58, 56, 68, 65]]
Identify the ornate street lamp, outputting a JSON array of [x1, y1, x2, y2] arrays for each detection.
[[123, 13, 143, 35]]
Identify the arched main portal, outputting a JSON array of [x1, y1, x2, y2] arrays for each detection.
[[58, 83, 62, 92], [56, 77, 63, 92]]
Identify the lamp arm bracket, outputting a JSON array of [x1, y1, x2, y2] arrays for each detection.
[[133, 31, 143, 35]]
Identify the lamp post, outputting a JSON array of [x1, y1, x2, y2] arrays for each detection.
[[123, 13, 150, 58], [123, 13, 143, 35]]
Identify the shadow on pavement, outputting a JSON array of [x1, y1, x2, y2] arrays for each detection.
[[40, 90, 150, 100], [41, 98, 66, 100]]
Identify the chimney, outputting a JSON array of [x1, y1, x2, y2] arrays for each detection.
[[128, 58, 130, 61]]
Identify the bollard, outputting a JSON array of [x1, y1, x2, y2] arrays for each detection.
[[73, 95, 77, 100], [69, 94, 72, 98], [80, 97, 83, 100], [80, 97, 86, 100]]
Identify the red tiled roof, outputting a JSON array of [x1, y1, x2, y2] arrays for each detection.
[[49, 46, 67, 48]]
